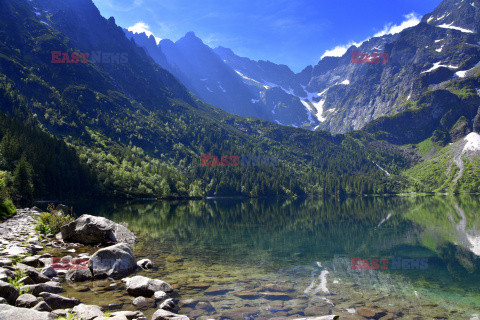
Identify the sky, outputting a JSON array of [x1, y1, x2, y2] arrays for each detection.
[[92, 0, 442, 72]]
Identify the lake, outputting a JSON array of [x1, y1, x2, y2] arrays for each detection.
[[53, 196, 480, 319]]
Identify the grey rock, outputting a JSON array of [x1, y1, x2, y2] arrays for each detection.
[[15, 263, 50, 283], [23, 256, 42, 267], [18, 276, 36, 285], [195, 301, 214, 312], [291, 317, 339, 320], [41, 266, 57, 278], [89, 243, 137, 279], [124, 276, 173, 297], [32, 301, 52, 312], [1, 245, 29, 256], [151, 309, 189, 320], [50, 309, 68, 318], [0, 259, 13, 267], [65, 268, 93, 282], [39, 292, 80, 309], [21, 281, 64, 296], [0, 304, 51, 320], [132, 296, 149, 307], [137, 259, 153, 270], [60, 215, 136, 245], [15, 293, 40, 308], [0, 267, 16, 281], [154, 291, 167, 301], [160, 298, 176, 311], [111, 310, 146, 320], [72, 303, 103, 320], [96, 315, 128, 320], [0, 280, 19, 304]]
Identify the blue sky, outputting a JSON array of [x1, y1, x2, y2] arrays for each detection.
[[92, 0, 442, 72]]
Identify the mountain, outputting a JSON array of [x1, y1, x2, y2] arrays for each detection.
[[0, 0, 407, 201], [125, 31, 320, 128], [298, 0, 480, 133]]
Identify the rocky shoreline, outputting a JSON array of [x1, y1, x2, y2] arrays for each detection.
[[0, 207, 340, 320], [0, 208, 205, 320]]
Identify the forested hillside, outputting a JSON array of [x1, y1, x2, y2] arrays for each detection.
[[0, 0, 412, 205]]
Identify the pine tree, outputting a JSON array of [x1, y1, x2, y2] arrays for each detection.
[[13, 155, 34, 203]]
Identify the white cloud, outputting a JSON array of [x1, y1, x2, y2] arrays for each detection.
[[320, 40, 363, 59], [320, 12, 421, 59], [373, 12, 421, 37], [127, 22, 162, 44]]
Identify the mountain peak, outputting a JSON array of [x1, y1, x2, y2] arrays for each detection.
[[185, 31, 197, 38]]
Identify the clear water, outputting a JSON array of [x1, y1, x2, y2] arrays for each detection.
[[53, 196, 480, 319]]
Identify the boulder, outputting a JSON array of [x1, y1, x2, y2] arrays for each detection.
[[18, 276, 35, 285], [96, 315, 128, 320], [160, 298, 176, 311], [32, 301, 52, 312], [15, 293, 40, 308], [137, 259, 153, 270], [60, 215, 136, 245], [154, 291, 167, 301], [72, 303, 104, 320], [111, 310, 146, 320], [39, 292, 80, 309], [124, 276, 173, 297], [65, 268, 93, 282], [291, 317, 339, 320], [152, 309, 189, 320], [15, 263, 50, 283], [0, 304, 51, 320], [40, 266, 57, 278], [21, 281, 64, 296], [0, 259, 13, 267], [23, 256, 42, 267], [0, 280, 19, 304], [89, 243, 137, 279], [0, 267, 16, 281], [132, 296, 149, 307]]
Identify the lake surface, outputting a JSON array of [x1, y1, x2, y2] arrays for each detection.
[[53, 196, 480, 319]]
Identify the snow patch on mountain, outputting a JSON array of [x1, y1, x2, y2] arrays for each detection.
[[437, 23, 474, 33], [454, 61, 480, 78], [421, 61, 459, 73], [340, 80, 350, 85], [462, 132, 480, 153]]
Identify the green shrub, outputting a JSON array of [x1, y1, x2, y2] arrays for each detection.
[[8, 269, 29, 294], [35, 204, 74, 235], [0, 170, 15, 217]]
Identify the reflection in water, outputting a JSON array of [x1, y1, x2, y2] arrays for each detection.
[[59, 196, 480, 319]]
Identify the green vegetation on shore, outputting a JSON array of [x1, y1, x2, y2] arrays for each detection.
[[0, 170, 15, 216]]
